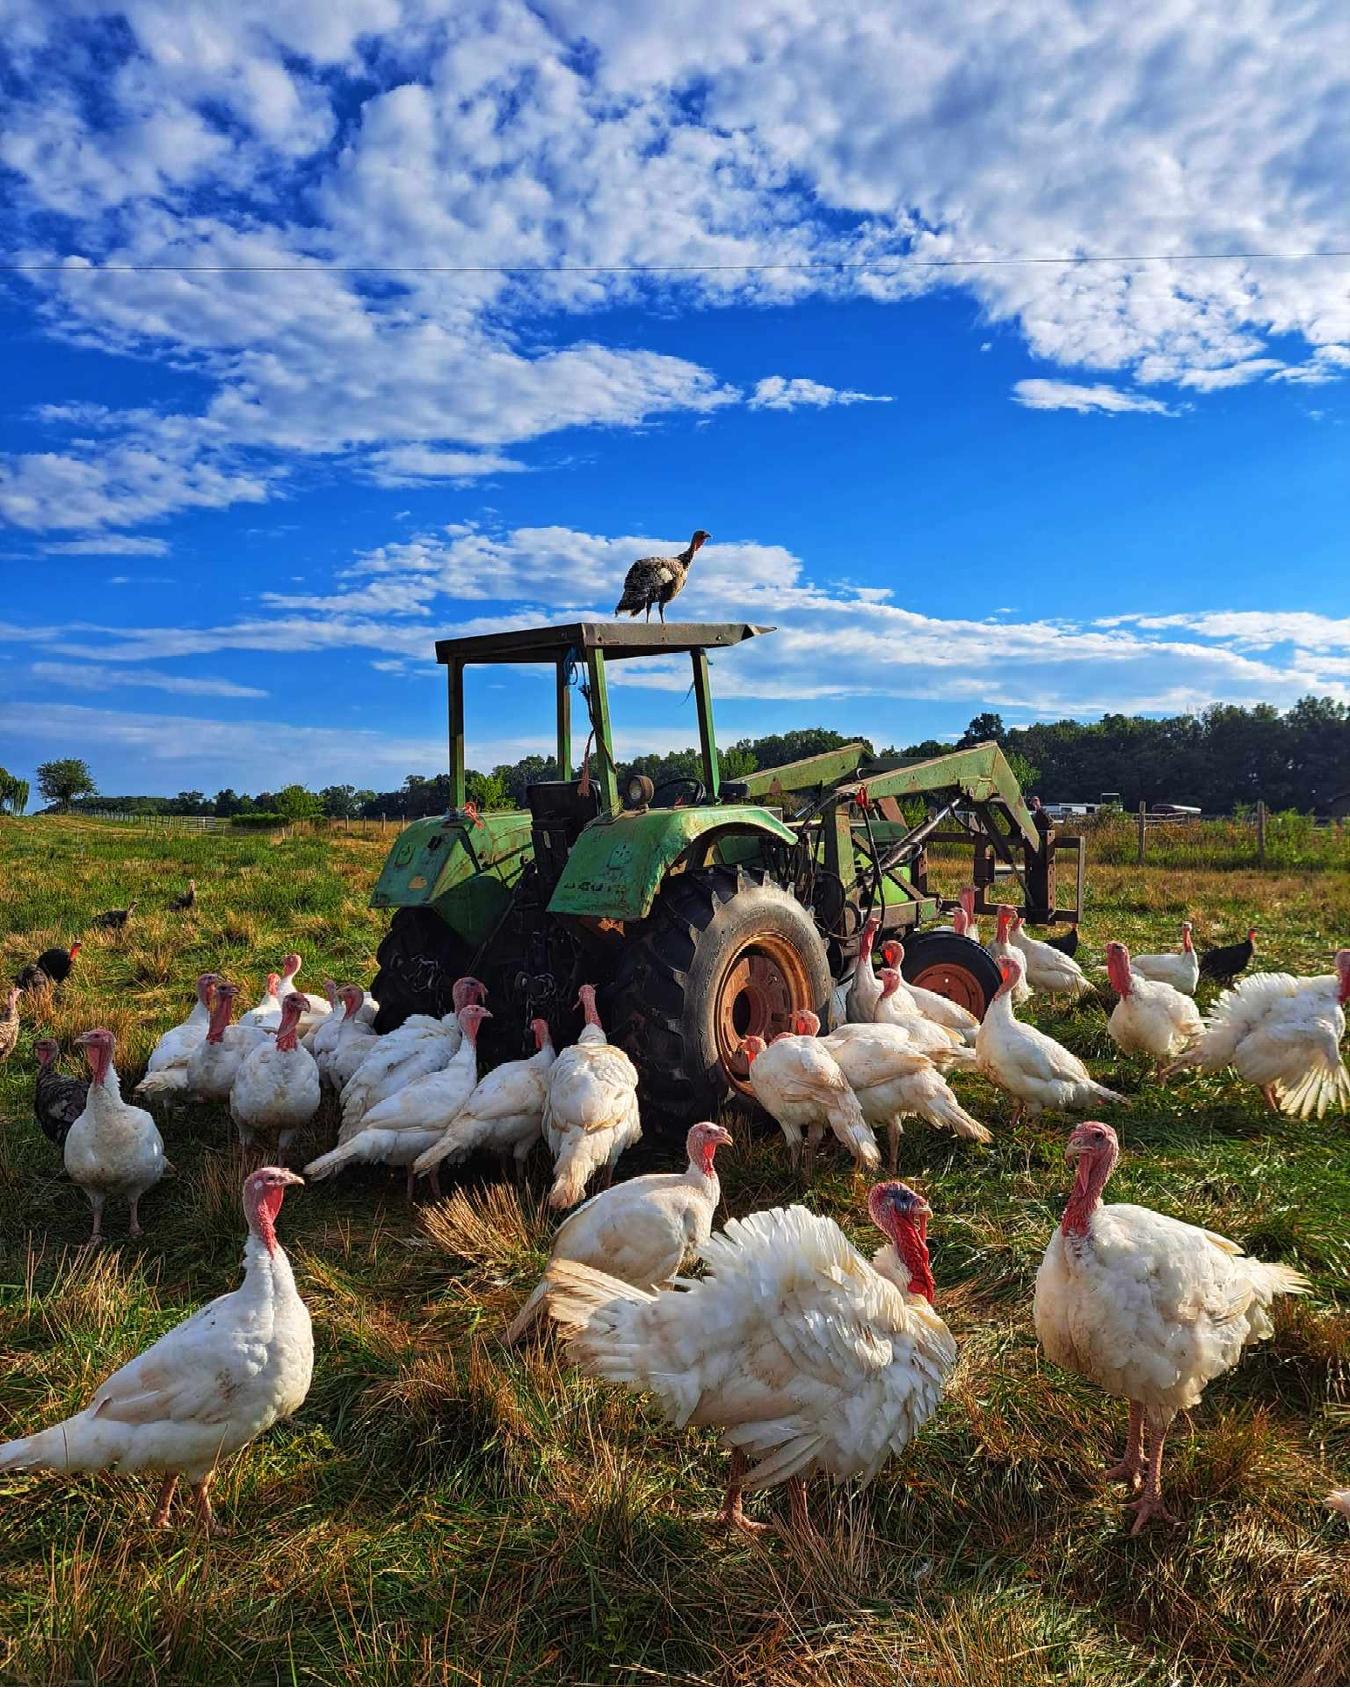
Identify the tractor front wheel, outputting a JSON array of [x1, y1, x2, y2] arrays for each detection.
[[607, 867, 832, 1128], [370, 906, 477, 1034], [899, 928, 1001, 1018]]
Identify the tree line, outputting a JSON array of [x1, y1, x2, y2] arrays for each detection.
[[22, 695, 1350, 821]]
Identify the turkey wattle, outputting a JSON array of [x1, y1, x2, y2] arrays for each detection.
[[1034, 1122, 1309, 1534]]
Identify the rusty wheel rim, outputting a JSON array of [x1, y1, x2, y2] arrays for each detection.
[[716, 936, 814, 1095], [911, 962, 987, 1015]]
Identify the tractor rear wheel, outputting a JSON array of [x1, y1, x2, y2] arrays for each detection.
[[370, 906, 477, 1034], [899, 928, 1001, 1018], [607, 867, 832, 1127]]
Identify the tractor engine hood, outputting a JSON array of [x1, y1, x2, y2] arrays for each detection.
[[546, 805, 795, 923]]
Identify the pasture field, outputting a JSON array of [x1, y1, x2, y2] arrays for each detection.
[[1, 815, 1348, 1686]]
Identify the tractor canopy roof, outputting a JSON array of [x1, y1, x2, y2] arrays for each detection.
[[434, 621, 774, 665]]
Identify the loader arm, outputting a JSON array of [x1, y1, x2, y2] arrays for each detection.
[[836, 742, 1040, 849]]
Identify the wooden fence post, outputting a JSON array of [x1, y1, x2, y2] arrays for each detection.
[[1256, 799, 1266, 867], [1137, 800, 1147, 865]]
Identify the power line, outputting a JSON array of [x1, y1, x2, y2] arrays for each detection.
[[2, 248, 1350, 276]]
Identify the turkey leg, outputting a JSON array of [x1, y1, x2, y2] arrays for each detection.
[[802, 1122, 825, 1181], [127, 1194, 144, 1239], [1103, 1401, 1145, 1492], [84, 1191, 106, 1247], [192, 1471, 220, 1536], [1125, 1411, 1180, 1534], [785, 1475, 820, 1543], [711, 1448, 768, 1536], [150, 1474, 178, 1528]]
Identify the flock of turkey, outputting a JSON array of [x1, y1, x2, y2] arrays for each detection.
[[2, 890, 1347, 1542]]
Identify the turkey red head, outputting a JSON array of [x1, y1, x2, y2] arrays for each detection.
[[277, 993, 308, 1051], [881, 939, 905, 969], [952, 907, 970, 936], [338, 985, 365, 1019], [689, 529, 711, 554], [995, 952, 1026, 995], [74, 1027, 116, 1085], [995, 905, 1015, 940], [1062, 1122, 1120, 1235], [243, 1166, 304, 1253], [281, 952, 303, 979], [740, 1034, 766, 1065], [877, 968, 904, 1000], [529, 1017, 552, 1050], [68, 942, 82, 961], [457, 1003, 492, 1043], [867, 1181, 935, 1303], [958, 887, 976, 917], [34, 1038, 60, 1068], [1104, 941, 1134, 997], [791, 1009, 822, 1037], [576, 983, 602, 1027], [1336, 948, 1350, 1004], [687, 1120, 733, 1173], [1181, 921, 1194, 953], [452, 976, 488, 1011]]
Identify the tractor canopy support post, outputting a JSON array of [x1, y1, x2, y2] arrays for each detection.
[[691, 647, 720, 800], [585, 648, 619, 812], [555, 658, 572, 782], [447, 659, 466, 811]]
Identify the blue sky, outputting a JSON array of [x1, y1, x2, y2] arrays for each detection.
[[2, 0, 1348, 797]]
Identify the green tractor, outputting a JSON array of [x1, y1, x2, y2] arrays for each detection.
[[369, 620, 1082, 1123]]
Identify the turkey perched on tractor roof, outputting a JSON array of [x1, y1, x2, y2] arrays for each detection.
[[613, 529, 710, 623]]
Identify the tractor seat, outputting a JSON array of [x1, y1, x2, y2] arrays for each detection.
[[525, 781, 603, 890]]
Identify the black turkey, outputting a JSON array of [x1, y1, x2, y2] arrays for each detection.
[[16, 942, 81, 993], [94, 901, 137, 931], [1198, 926, 1256, 986], [33, 1039, 88, 1149], [613, 529, 710, 623], [168, 880, 197, 912]]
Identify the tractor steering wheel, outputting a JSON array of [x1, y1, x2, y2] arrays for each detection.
[[650, 776, 708, 809]]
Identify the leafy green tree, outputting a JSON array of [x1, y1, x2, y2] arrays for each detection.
[[275, 784, 325, 821], [466, 770, 510, 810], [958, 713, 1005, 747], [36, 758, 97, 810], [0, 768, 28, 815], [320, 784, 360, 819], [213, 788, 246, 817]]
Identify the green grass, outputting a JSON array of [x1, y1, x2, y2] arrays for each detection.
[[1, 815, 1348, 1685]]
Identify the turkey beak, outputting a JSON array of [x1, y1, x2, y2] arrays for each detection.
[[711, 1125, 734, 1149], [1064, 1138, 1086, 1166], [279, 1170, 305, 1187]]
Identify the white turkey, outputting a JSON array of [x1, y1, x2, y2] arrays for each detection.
[[277, 952, 334, 1031], [1009, 911, 1093, 1001], [229, 993, 321, 1160], [879, 938, 980, 1042], [1034, 1121, 1309, 1533], [240, 971, 283, 1029], [412, 1017, 556, 1181], [988, 907, 1031, 1003], [975, 953, 1127, 1123], [338, 977, 486, 1139], [301, 979, 341, 1055], [956, 886, 980, 944], [135, 972, 218, 1098], [843, 913, 884, 1023], [0, 1167, 312, 1534], [185, 983, 267, 1103], [1105, 941, 1202, 1078], [543, 986, 642, 1210], [64, 1029, 166, 1245], [1166, 950, 1350, 1119], [869, 971, 975, 1069], [1130, 921, 1200, 994], [741, 1027, 880, 1177], [806, 1011, 991, 1168], [505, 1120, 732, 1344], [304, 1004, 490, 1198], [546, 1180, 955, 1536], [317, 986, 380, 1093]]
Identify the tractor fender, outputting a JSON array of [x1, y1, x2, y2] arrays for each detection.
[[546, 805, 795, 923]]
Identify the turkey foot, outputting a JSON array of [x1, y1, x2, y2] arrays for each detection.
[[192, 1474, 222, 1537], [150, 1474, 178, 1528], [1125, 1491, 1180, 1535], [712, 1451, 770, 1536]]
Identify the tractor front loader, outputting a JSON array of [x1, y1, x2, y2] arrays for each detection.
[[369, 620, 1082, 1125]]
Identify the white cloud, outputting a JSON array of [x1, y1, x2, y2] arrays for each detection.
[[1, 0, 1348, 532], [42, 534, 171, 556], [30, 661, 268, 698], [366, 446, 529, 484], [750, 377, 892, 410], [1012, 380, 1174, 416], [7, 523, 1345, 723]]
